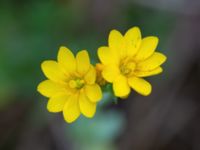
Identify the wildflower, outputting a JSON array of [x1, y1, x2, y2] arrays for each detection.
[[98, 27, 167, 97], [37, 47, 102, 123]]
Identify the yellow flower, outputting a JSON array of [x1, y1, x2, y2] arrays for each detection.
[[37, 47, 102, 123], [98, 27, 167, 97], [95, 63, 107, 86]]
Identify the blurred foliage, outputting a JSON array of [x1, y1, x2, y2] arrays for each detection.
[[67, 110, 125, 150], [0, 0, 175, 149]]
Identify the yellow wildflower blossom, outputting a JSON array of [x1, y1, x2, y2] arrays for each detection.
[[98, 27, 167, 97], [37, 47, 102, 123]]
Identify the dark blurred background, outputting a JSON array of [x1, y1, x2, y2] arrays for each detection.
[[0, 0, 200, 150]]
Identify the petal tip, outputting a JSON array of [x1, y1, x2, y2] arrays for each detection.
[[41, 61, 48, 72], [76, 50, 90, 62], [82, 110, 96, 118], [58, 46, 67, 55], [110, 29, 119, 34], [163, 54, 167, 63], [126, 26, 141, 34], [78, 49, 88, 55], [63, 112, 78, 123], [41, 60, 53, 70], [59, 46, 67, 50], [142, 84, 152, 96], [113, 83, 131, 98], [153, 36, 159, 44], [37, 83, 42, 93], [109, 29, 123, 37]]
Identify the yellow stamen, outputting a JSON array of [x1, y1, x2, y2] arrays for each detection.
[[69, 79, 85, 89], [120, 60, 136, 76]]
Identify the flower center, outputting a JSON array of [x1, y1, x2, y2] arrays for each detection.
[[69, 78, 85, 89], [120, 59, 136, 76]]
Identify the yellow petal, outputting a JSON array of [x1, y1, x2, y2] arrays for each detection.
[[128, 77, 152, 96], [102, 64, 120, 82], [47, 94, 69, 112], [124, 27, 142, 56], [109, 29, 125, 57], [98, 46, 118, 64], [57, 46, 76, 74], [84, 84, 102, 102], [41, 60, 66, 83], [76, 50, 90, 74], [134, 67, 163, 77], [84, 66, 96, 84], [79, 91, 96, 118], [63, 94, 80, 123], [37, 80, 68, 97], [113, 75, 130, 97], [136, 52, 167, 71], [134, 36, 159, 61]]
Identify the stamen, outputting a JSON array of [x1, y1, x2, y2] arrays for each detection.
[[120, 59, 136, 76], [69, 80, 77, 89], [69, 79, 85, 89]]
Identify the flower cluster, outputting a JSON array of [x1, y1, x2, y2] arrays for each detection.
[[37, 27, 167, 123]]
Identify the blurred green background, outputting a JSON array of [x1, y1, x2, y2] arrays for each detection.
[[1, 0, 200, 150]]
